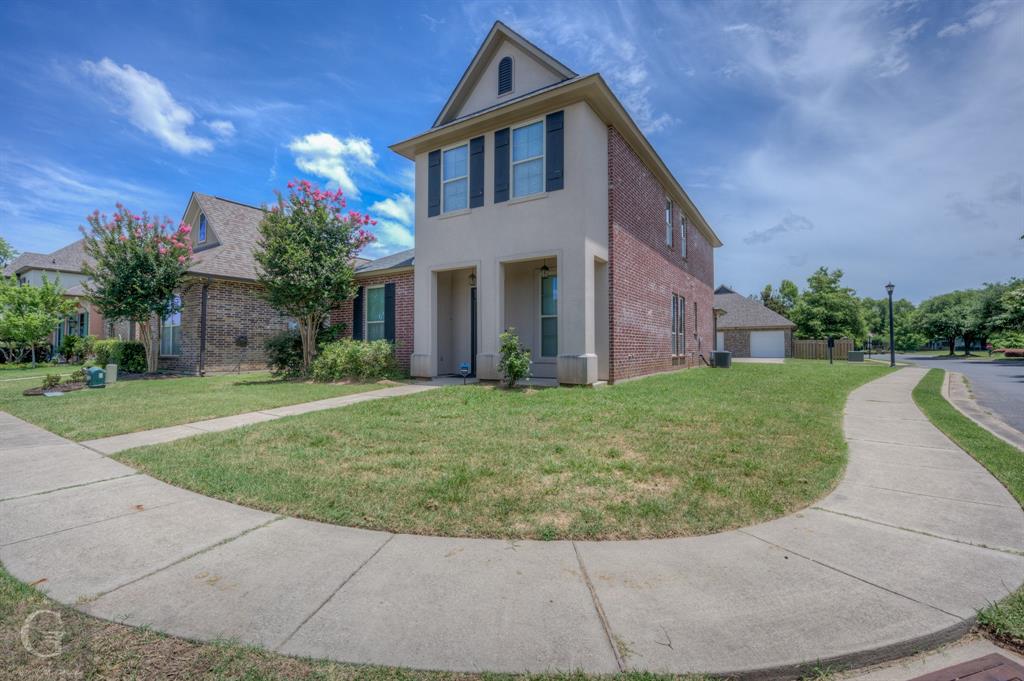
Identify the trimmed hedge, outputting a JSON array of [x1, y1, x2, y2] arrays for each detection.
[[94, 339, 147, 373], [311, 339, 397, 381]]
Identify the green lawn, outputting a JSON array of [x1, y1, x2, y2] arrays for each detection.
[[0, 369, 388, 441], [0, 363, 85, 380], [912, 368, 1024, 650], [118, 361, 890, 540]]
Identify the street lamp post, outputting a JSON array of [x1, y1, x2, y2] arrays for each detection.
[[885, 282, 896, 368]]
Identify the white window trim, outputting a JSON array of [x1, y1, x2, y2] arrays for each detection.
[[680, 214, 688, 258], [198, 213, 207, 244], [442, 143, 469, 214], [537, 270, 558, 359], [665, 198, 673, 247], [511, 118, 546, 200], [365, 285, 386, 341]]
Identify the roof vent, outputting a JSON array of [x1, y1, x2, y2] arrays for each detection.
[[498, 56, 513, 95]]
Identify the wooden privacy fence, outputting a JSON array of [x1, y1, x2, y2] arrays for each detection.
[[793, 338, 855, 360]]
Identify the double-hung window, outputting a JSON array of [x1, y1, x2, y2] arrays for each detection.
[[540, 274, 558, 357], [665, 198, 673, 246], [442, 145, 468, 212], [671, 295, 686, 356], [160, 295, 182, 356], [680, 215, 687, 258], [366, 286, 385, 341], [512, 121, 544, 198]]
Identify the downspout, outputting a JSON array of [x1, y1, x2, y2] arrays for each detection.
[[198, 278, 210, 376]]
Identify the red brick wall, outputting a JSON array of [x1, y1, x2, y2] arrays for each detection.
[[330, 270, 415, 373], [608, 127, 716, 382]]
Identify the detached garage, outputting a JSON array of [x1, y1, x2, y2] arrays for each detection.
[[714, 286, 795, 359]]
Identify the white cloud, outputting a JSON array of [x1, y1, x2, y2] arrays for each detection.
[[207, 119, 236, 140], [287, 132, 377, 198], [80, 58, 226, 155], [938, 1, 1002, 38], [366, 193, 415, 255], [744, 212, 815, 244]]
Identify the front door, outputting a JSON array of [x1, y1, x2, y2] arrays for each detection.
[[470, 286, 477, 376]]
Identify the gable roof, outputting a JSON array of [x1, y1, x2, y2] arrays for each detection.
[[356, 248, 414, 274], [4, 239, 93, 277], [434, 21, 577, 128], [186, 193, 267, 281], [714, 289, 795, 329]]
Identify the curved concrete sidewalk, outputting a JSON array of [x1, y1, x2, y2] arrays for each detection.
[[1, 367, 1022, 678]]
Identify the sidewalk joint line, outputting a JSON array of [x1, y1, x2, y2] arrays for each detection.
[[571, 541, 626, 672], [843, 480, 1020, 509], [847, 436, 959, 452], [0, 472, 139, 503], [739, 529, 963, 621], [89, 515, 285, 603], [811, 507, 1024, 557], [0, 499, 185, 548], [275, 532, 396, 651]]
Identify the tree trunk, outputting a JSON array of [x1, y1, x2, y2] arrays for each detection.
[[137, 318, 158, 373], [30, 344, 36, 368], [298, 315, 321, 375], [947, 337, 956, 356]]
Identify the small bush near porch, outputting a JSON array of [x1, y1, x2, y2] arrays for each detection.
[[119, 361, 890, 540]]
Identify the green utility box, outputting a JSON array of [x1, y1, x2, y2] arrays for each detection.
[[86, 366, 106, 388]]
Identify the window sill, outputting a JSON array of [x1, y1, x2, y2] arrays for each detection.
[[439, 208, 471, 220], [508, 192, 548, 205], [159, 355, 180, 359]]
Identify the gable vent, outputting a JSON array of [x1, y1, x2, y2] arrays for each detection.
[[498, 56, 513, 95]]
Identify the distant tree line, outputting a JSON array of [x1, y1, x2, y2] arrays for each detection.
[[756, 267, 1023, 354]]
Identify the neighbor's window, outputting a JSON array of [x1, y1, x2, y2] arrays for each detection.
[[442, 144, 469, 212], [366, 286, 385, 341], [540, 274, 558, 357], [160, 295, 182, 356], [671, 294, 679, 355], [693, 301, 698, 337], [512, 121, 544, 198], [680, 215, 687, 258], [498, 56, 513, 95], [678, 296, 686, 354], [665, 198, 673, 246], [198, 213, 207, 243]]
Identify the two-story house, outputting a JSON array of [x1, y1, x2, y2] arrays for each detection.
[[337, 21, 721, 384]]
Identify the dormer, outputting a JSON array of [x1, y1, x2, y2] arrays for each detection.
[[181, 193, 220, 251], [433, 22, 577, 128]]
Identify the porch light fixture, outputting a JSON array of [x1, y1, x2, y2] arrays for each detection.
[[468, 272, 476, 286], [540, 260, 551, 278]]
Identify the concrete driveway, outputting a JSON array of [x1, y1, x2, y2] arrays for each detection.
[[896, 354, 1024, 433]]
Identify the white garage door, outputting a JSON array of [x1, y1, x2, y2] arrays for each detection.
[[750, 330, 785, 358]]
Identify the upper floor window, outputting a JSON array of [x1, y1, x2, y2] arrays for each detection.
[[366, 285, 386, 341], [198, 213, 207, 243], [498, 56, 513, 95], [680, 215, 688, 258], [443, 144, 469, 212], [512, 121, 544, 198], [665, 198, 673, 246]]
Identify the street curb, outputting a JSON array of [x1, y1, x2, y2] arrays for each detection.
[[942, 371, 1024, 451]]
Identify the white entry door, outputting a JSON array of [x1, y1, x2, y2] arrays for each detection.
[[750, 330, 785, 358]]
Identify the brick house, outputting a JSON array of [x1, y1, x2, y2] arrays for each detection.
[[713, 285, 795, 359], [335, 21, 721, 384]]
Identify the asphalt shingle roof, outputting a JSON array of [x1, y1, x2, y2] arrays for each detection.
[[356, 249, 415, 274], [714, 288, 795, 329], [188, 194, 267, 281], [4, 240, 93, 276]]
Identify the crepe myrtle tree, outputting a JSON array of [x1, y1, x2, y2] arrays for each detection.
[[256, 180, 375, 374], [81, 205, 193, 373], [0, 274, 76, 367]]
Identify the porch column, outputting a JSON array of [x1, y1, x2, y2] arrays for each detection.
[[476, 259, 500, 381], [557, 251, 598, 385], [410, 265, 435, 378]]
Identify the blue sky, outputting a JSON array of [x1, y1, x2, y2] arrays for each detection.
[[1, 0, 1021, 301]]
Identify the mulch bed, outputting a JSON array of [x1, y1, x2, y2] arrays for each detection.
[[22, 381, 87, 396]]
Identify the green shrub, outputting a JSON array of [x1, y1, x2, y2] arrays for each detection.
[[42, 373, 62, 390], [92, 339, 147, 373], [497, 328, 531, 388], [69, 368, 86, 383], [311, 338, 397, 381], [265, 330, 304, 377], [79, 334, 97, 358], [59, 334, 81, 361], [990, 331, 1024, 351]]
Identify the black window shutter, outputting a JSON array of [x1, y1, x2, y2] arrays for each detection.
[[545, 111, 564, 192], [494, 128, 510, 203], [498, 56, 513, 95], [384, 282, 396, 342], [427, 150, 441, 217], [469, 136, 485, 208], [352, 286, 364, 340]]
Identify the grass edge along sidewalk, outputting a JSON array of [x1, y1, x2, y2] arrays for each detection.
[[912, 368, 1024, 652]]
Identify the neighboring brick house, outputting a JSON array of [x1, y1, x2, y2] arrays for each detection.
[[713, 285, 795, 359], [4, 240, 111, 351], [386, 21, 721, 384]]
